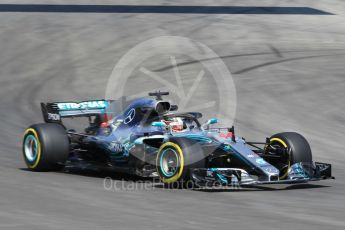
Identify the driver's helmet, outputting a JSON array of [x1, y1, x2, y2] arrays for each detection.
[[162, 117, 185, 132]]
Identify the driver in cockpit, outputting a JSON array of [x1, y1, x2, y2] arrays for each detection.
[[162, 117, 187, 132]]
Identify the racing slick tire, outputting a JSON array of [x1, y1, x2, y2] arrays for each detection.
[[156, 137, 205, 188], [23, 123, 69, 171], [267, 132, 312, 179]]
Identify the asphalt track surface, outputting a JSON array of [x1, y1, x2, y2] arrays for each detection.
[[1, 1, 345, 229]]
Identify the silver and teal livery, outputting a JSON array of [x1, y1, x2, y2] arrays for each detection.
[[23, 92, 333, 188]]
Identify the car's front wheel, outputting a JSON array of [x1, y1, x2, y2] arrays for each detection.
[[156, 138, 205, 187], [265, 132, 313, 179]]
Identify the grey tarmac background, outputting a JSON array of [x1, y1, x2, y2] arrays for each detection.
[[1, 0, 345, 229]]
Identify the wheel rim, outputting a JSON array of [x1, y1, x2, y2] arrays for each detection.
[[269, 140, 290, 179], [24, 134, 38, 162], [160, 148, 180, 177]]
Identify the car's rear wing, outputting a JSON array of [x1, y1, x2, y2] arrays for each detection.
[[41, 100, 112, 123]]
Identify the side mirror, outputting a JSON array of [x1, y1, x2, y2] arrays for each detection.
[[152, 121, 166, 127], [208, 118, 218, 125], [202, 118, 218, 130]]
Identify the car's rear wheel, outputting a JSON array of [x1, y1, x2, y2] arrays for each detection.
[[156, 138, 205, 188], [23, 123, 69, 171], [265, 132, 312, 179]]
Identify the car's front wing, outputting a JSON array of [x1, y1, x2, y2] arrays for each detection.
[[191, 162, 333, 187]]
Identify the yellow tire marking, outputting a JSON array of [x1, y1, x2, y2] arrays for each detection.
[[23, 128, 41, 169], [156, 142, 184, 183], [270, 137, 290, 179], [270, 138, 288, 148]]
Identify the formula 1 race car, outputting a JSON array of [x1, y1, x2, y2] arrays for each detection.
[[22, 91, 333, 188]]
